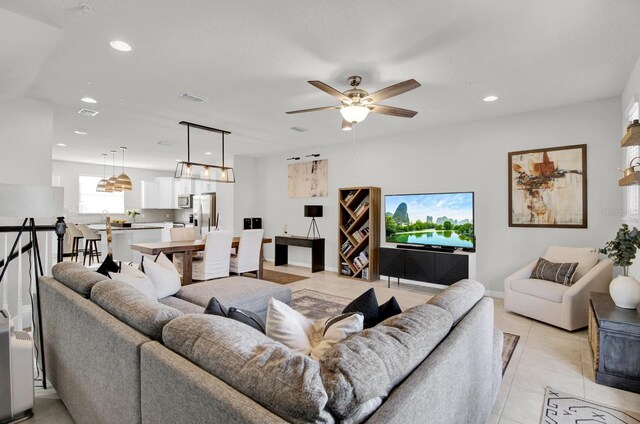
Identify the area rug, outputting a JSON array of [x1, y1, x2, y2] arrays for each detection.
[[252, 269, 309, 285], [541, 387, 640, 423], [291, 289, 520, 373]]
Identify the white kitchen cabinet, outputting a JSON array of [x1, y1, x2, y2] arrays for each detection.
[[141, 181, 159, 209], [194, 180, 216, 194], [176, 179, 195, 195], [156, 177, 177, 209]]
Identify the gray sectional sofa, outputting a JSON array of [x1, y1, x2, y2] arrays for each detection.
[[40, 261, 503, 424]]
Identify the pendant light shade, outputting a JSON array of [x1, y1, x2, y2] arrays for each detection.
[[105, 150, 118, 192], [174, 121, 235, 183], [114, 146, 132, 191], [96, 153, 109, 192]]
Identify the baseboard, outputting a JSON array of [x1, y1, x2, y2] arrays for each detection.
[[486, 290, 504, 299]]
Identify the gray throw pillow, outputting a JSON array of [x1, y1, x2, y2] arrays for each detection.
[[530, 257, 579, 286]]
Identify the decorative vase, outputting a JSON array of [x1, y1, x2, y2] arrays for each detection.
[[609, 275, 640, 309]]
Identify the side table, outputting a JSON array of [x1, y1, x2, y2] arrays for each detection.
[[588, 292, 640, 393]]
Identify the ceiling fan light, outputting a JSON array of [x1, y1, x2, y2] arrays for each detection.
[[340, 105, 370, 123]]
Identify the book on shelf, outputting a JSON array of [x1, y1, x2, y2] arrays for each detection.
[[362, 267, 369, 280], [341, 261, 352, 276], [354, 201, 369, 216], [345, 217, 355, 229], [344, 191, 356, 204]]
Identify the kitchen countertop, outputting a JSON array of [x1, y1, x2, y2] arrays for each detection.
[[89, 224, 165, 231]]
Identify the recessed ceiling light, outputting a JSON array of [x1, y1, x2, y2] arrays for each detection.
[[74, 130, 87, 135], [56, 143, 67, 147], [81, 97, 97, 104], [110, 40, 132, 52], [483, 95, 499, 102], [204, 152, 213, 155]]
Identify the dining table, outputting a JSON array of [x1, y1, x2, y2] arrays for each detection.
[[130, 237, 272, 285]]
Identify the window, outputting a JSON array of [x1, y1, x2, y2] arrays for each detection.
[[624, 97, 640, 223], [78, 175, 124, 214]]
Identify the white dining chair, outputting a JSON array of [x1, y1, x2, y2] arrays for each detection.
[[170, 227, 200, 274], [192, 231, 234, 281], [77, 224, 101, 266], [230, 229, 264, 276]]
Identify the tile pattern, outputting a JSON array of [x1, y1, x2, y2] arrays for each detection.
[[28, 262, 640, 423]]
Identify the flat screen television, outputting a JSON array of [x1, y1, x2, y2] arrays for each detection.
[[385, 191, 475, 252]]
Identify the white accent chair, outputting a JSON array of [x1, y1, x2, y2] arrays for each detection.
[[192, 231, 234, 281], [230, 229, 264, 275], [504, 246, 613, 331]]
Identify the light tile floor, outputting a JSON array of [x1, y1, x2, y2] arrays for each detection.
[[27, 262, 640, 423]]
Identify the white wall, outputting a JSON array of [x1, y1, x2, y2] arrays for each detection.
[[0, 98, 53, 185], [233, 156, 261, 235], [247, 97, 622, 293], [51, 160, 175, 223]]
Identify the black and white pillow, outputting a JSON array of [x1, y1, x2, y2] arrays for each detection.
[[530, 257, 579, 286]]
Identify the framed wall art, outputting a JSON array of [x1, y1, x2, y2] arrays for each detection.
[[288, 159, 328, 198], [508, 144, 587, 228]]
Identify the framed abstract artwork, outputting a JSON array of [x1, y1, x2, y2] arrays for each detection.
[[288, 159, 328, 198], [508, 144, 587, 228]]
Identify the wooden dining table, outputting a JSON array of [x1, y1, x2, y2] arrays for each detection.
[[130, 237, 272, 285]]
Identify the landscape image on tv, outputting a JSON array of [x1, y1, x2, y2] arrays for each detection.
[[385, 192, 474, 249]]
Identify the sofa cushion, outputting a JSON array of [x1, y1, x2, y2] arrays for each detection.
[[91, 280, 183, 340], [510, 278, 569, 303], [320, 303, 453, 420], [162, 314, 333, 423], [52, 261, 108, 297], [544, 246, 598, 282], [175, 276, 292, 318], [530, 257, 578, 286], [158, 296, 205, 314], [427, 279, 485, 324]]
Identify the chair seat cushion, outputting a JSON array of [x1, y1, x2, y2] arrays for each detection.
[[510, 278, 569, 303]]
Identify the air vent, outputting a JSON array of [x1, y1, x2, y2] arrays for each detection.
[[290, 126, 307, 132], [181, 93, 209, 103], [77, 108, 99, 117], [156, 141, 173, 146]]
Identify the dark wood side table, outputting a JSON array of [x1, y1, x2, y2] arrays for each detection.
[[274, 236, 325, 273], [588, 292, 640, 393]]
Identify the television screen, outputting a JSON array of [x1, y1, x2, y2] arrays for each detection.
[[385, 192, 475, 251]]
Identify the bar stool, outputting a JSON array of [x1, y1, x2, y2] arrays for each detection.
[[78, 224, 102, 266], [66, 223, 84, 262]]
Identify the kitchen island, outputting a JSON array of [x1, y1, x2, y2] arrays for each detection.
[[88, 223, 170, 263]]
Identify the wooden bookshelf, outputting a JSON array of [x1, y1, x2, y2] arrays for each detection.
[[338, 186, 381, 281]]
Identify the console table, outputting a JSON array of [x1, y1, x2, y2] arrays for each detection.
[[274, 236, 325, 273], [588, 292, 640, 393]]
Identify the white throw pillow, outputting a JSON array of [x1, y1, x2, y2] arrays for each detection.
[[265, 298, 364, 359], [266, 298, 314, 355], [141, 253, 181, 298], [120, 262, 145, 278], [108, 271, 157, 301]]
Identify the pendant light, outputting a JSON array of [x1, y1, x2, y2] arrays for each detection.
[[114, 146, 132, 191], [96, 153, 109, 192], [174, 121, 235, 183], [105, 150, 118, 192]]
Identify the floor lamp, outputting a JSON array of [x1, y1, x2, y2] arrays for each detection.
[[0, 184, 64, 390]]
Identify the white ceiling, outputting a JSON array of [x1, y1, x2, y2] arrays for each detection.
[[2, 0, 640, 170]]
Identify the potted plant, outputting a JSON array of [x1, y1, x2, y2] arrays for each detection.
[[126, 208, 141, 222], [600, 224, 640, 309]]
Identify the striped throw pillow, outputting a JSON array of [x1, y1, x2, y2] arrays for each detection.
[[530, 257, 579, 286]]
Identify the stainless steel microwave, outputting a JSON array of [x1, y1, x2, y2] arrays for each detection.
[[177, 195, 192, 208]]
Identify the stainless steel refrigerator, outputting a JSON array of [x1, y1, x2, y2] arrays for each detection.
[[192, 192, 217, 235]]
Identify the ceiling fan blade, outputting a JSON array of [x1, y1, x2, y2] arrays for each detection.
[[363, 79, 421, 103], [341, 119, 353, 131], [286, 105, 341, 114], [308, 81, 351, 103], [369, 104, 418, 118]]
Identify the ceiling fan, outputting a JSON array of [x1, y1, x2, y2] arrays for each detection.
[[286, 75, 421, 130]]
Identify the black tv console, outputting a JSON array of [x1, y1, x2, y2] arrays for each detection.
[[379, 246, 469, 288]]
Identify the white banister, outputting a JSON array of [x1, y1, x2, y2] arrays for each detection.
[[2, 234, 7, 313]]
